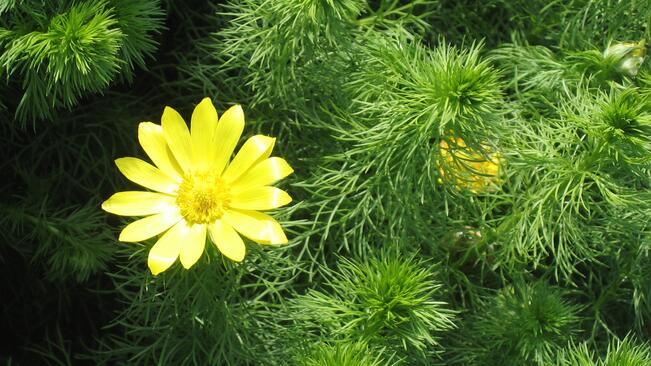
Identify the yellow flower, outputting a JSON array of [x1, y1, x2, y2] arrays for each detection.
[[438, 136, 502, 194], [603, 39, 646, 77], [102, 98, 293, 275]]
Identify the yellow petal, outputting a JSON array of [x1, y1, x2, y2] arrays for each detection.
[[147, 219, 188, 275], [209, 220, 245, 262], [101, 191, 177, 216], [191, 98, 219, 171], [213, 105, 245, 175], [179, 224, 207, 269], [230, 157, 293, 194], [223, 209, 288, 244], [115, 157, 180, 194], [229, 187, 292, 211], [222, 135, 275, 183], [118, 210, 182, 242], [162, 106, 193, 173], [138, 122, 184, 180]]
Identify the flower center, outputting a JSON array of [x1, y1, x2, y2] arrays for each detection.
[[176, 172, 230, 224]]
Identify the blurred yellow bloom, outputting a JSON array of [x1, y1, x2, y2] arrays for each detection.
[[603, 39, 646, 77], [438, 136, 502, 194], [102, 98, 293, 275]]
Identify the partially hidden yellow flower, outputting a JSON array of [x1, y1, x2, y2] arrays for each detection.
[[102, 98, 293, 275], [603, 39, 646, 77], [438, 136, 503, 194]]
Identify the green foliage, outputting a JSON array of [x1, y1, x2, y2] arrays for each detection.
[[296, 342, 390, 366], [0, 0, 163, 122], [0, 199, 114, 283], [486, 41, 651, 281], [208, 0, 364, 109], [558, 0, 651, 49], [0, 0, 17, 13], [1, 0, 121, 121], [492, 38, 648, 109], [555, 342, 596, 366], [24, 326, 76, 366], [0, 119, 118, 284], [629, 234, 651, 331], [347, 36, 504, 138], [490, 43, 572, 105], [357, 0, 436, 34], [567, 86, 651, 167], [427, 0, 569, 47], [111, 0, 164, 80], [291, 252, 455, 362], [603, 336, 651, 366], [428, 0, 650, 49], [91, 244, 299, 366], [556, 336, 651, 366], [456, 282, 582, 365]]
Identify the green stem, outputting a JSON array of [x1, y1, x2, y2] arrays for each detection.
[[0, 204, 61, 236], [356, 2, 416, 27]]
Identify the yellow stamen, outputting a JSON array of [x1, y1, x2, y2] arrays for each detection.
[[176, 172, 230, 224]]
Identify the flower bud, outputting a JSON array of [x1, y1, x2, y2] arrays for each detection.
[[603, 39, 646, 77], [438, 136, 503, 194]]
